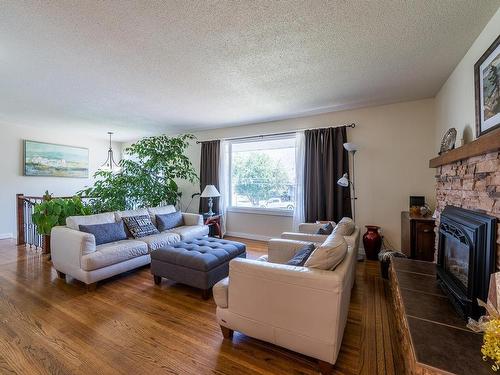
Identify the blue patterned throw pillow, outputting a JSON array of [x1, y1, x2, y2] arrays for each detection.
[[316, 222, 334, 235], [156, 211, 184, 231], [286, 243, 316, 266], [79, 221, 128, 245], [122, 215, 159, 238]]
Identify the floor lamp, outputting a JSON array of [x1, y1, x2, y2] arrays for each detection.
[[337, 143, 358, 222]]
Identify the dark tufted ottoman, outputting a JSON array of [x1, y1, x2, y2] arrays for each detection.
[[150, 237, 246, 299]]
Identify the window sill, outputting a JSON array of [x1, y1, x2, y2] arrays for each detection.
[[227, 207, 294, 217]]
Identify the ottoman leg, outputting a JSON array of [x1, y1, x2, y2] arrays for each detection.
[[201, 288, 211, 300], [153, 275, 162, 285]]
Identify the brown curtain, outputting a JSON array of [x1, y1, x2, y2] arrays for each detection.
[[199, 140, 220, 214], [304, 127, 351, 222]]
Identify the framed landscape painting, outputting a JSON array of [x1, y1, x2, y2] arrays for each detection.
[[475, 35, 500, 137], [24, 140, 89, 178]]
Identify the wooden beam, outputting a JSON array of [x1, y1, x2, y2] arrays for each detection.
[[429, 128, 500, 168]]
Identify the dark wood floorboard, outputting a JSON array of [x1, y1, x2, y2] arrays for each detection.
[[0, 237, 403, 374]]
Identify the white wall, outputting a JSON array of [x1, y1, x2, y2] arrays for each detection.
[[179, 98, 436, 247], [0, 123, 121, 238], [435, 8, 500, 149]]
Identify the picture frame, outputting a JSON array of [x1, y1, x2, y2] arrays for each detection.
[[474, 35, 500, 137], [23, 140, 89, 178]]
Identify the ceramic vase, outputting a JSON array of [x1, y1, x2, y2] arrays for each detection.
[[363, 225, 382, 260]]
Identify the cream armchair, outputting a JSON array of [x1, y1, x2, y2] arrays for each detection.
[[281, 221, 335, 243], [213, 228, 360, 374]]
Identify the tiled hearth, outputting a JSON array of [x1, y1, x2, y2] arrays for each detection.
[[434, 151, 500, 267]]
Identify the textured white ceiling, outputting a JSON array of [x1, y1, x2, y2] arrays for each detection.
[[0, 1, 499, 141]]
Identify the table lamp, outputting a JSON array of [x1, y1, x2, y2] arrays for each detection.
[[201, 185, 220, 216]]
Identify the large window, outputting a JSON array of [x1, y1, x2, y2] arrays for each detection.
[[229, 135, 296, 214]]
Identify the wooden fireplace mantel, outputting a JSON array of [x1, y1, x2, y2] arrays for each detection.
[[429, 128, 500, 168]]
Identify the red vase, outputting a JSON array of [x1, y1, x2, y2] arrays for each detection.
[[363, 225, 382, 260]]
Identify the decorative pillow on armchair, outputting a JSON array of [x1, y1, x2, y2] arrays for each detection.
[[122, 215, 159, 238], [156, 211, 185, 232], [286, 243, 316, 266], [316, 222, 334, 235]]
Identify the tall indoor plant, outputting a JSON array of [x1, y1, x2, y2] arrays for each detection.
[[80, 134, 198, 213]]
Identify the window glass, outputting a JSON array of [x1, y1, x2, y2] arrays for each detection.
[[230, 135, 296, 211]]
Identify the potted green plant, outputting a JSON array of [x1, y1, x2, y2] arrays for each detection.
[[32, 193, 91, 254]]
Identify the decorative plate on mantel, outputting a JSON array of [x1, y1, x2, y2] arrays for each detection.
[[439, 128, 457, 155]]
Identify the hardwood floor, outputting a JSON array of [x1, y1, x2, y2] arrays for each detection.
[[0, 237, 404, 375]]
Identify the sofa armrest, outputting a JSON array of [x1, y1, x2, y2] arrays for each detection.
[[343, 227, 360, 252], [213, 277, 229, 308], [51, 226, 96, 269], [268, 238, 315, 264], [182, 212, 204, 226], [281, 232, 327, 243], [298, 223, 324, 234]]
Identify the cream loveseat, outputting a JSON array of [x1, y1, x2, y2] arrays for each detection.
[[51, 205, 208, 288], [213, 226, 360, 374]]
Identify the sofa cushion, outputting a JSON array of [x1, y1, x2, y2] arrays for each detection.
[[66, 212, 115, 231], [304, 232, 347, 270], [139, 232, 181, 251], [147, 205, 176, 226], [286, 243, 316, 266], [156, 211, 184, 231], [81, 239, 149, 271], [164, 225, 209, 240], [334, 217, 355, 236], [122, 215, 159, 238], [316, 222, 334, 235], [79, 221, 127, 246]]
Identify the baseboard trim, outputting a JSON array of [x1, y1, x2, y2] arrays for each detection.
[[225, 231, 272, 242], [0, 233, 13, 240]]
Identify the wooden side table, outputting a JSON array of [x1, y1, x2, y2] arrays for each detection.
[[204, 214, 223, 239], [401, 211, 435, 261]]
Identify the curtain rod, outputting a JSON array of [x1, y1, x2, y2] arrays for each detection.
[[195, 123, 356, 144]]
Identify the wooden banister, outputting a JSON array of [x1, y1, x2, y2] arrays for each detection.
[[16, 194, 95, 251], [16, 194, 25, 246]]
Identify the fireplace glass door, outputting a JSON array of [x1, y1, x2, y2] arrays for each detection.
[[443, 234, 470, 290]]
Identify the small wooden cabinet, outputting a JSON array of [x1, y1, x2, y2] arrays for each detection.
[[401, 211, 435, 261]]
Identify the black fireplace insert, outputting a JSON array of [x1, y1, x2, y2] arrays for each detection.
[[437, 205, 497, 320]]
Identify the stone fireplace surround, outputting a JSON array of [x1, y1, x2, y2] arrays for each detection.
[[434, 150, 500, 268]]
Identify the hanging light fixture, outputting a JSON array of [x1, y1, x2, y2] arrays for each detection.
[[100, 132, 121, 171]]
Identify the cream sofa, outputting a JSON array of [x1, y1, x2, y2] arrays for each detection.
[[51, 205, 209, 289], [213, 227, 360, 374]]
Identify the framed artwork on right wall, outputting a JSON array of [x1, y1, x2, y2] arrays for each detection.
[[474, 34, 500, 138]]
